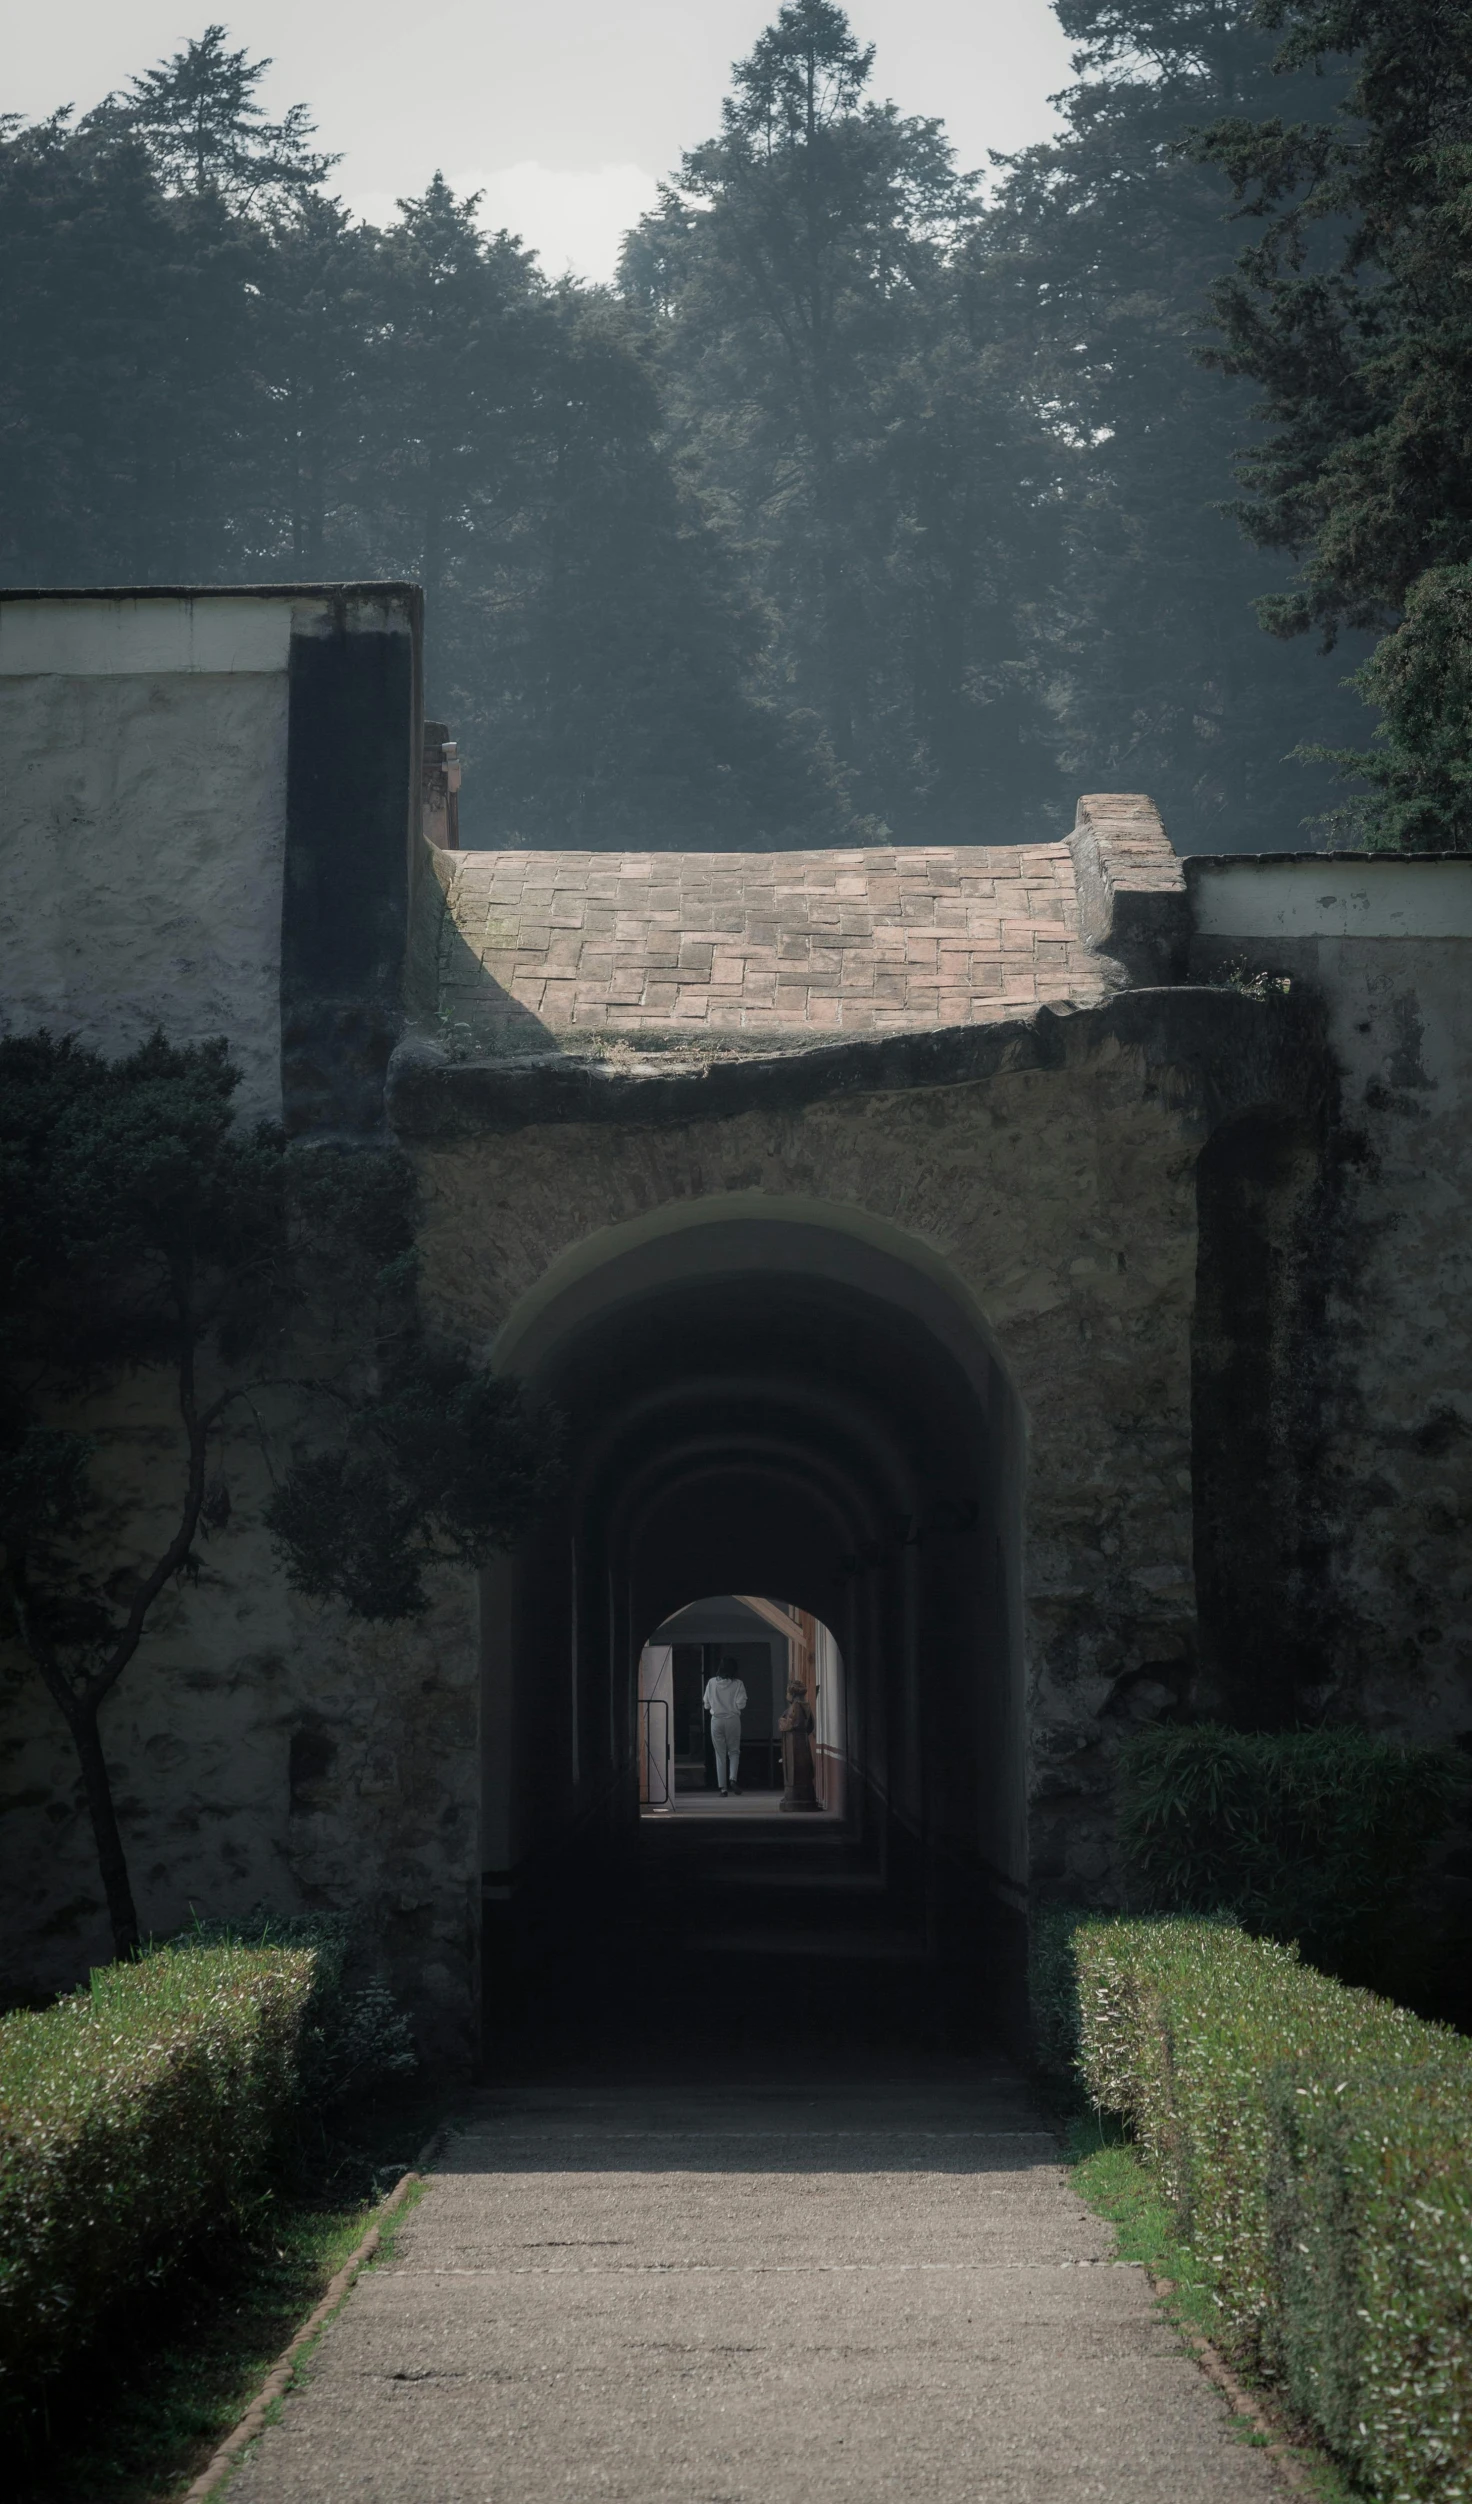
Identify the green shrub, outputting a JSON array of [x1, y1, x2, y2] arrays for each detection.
[[1075, 1916, 1472, 2501], [1117, 1723, 1464, 1966], [0, 1944, 314, 2399]]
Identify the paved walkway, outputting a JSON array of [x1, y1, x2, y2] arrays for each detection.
[[231, 2064, 1280, 2503]]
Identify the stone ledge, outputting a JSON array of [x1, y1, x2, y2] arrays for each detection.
[[389, 985, 1325, 1140]]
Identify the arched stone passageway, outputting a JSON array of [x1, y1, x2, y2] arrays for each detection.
[[478, 1212, 1027, 2047], [7, 593, 1468, 2079]]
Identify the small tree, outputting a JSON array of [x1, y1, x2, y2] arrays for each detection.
[[0, 1031, 557, 1961]]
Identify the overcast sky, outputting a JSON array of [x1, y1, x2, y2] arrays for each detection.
[[8, 2, 1076, 278]]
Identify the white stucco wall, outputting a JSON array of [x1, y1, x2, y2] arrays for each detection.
[[0, 596, 295, 1121], [1189, 853, 1472, 940]]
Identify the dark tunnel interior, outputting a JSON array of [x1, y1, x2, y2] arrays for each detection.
[[478, 1218, 1028, 2065]]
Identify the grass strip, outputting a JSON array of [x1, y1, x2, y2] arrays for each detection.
[[181, 2166, 430, 2500], [15, 2197, 370, 2503]]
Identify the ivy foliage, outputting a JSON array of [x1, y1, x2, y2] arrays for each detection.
[[0, 1029, 558, 1957], [266, 1360, 560, 1621], [0, 1031, 290, 1704]]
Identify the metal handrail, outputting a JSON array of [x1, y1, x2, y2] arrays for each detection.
[[639, 1696, 672, 1810]]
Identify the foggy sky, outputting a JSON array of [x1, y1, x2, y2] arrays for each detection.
[[9, 2, 1075, 276]]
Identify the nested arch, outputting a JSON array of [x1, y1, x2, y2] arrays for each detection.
[[480, 1201, 1029, 2020], [488, 1191, 1019, 1407]]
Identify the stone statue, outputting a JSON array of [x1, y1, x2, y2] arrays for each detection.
[[778, 1678, 820, 1812]]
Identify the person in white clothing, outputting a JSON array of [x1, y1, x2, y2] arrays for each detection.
[[702, 1655, 748, 1795]]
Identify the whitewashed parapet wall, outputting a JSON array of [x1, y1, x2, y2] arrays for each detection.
[[0, 586, 423, 1130]]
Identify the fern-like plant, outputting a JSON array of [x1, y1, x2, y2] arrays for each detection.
[[1117, 1723, 1465, 1969]]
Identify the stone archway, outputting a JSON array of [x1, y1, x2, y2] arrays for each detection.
[[476, 1206, 1028, 2037]]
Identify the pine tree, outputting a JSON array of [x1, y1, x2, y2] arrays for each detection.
[[109, 22, 334, 209], [6, 7, 1417, 853], [468, 295, 841, 846], [1199, 0, 1472, 847], [1202, 0, 1472, 638], [0, 112, 265, 583], [255, 194, 377, 573], [341, 178, 834, 845], [619, 2, 1057, 835], [347, 176, 552, 601]]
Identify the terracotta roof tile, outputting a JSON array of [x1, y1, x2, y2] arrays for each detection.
[[434, 843, 1116, 1049]]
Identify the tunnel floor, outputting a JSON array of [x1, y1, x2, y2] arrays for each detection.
[[641, 1792, 844, 1818], [489, 1811, 970, 2082]]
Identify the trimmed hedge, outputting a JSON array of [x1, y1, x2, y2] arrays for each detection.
[[176, 1911, 416, 2120], [1075, 1917, 1472, 2501], [0, 1944, 315, 2397]]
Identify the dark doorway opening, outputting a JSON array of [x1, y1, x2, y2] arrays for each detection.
[[479, 1213, 1024, 2064]]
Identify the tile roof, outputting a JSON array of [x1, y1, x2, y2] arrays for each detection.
[[432, 845, 1117, 1053]]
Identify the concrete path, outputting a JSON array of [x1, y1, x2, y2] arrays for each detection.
[[231, 2066, 1281, 2503]]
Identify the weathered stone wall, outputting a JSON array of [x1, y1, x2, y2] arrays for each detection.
[[0, 585, 469, 2051], [0, 585, 424, 1133], [1190, 856, 1472, 1744], [8, 686, 1472, 2051], [0, 1363, 480, 2069]]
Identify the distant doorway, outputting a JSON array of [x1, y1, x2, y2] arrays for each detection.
[[637, 1594, 844, 1814]]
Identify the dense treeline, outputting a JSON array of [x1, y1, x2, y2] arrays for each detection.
[[0, 31, 828, 846], [621, 0, 1371, 845], [1, 4, 1465, 848]]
